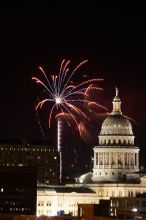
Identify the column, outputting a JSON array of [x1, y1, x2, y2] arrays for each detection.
[[109, 152, 111, 168], [123, 152, 125, 169], [137, 153, 139, 169], [132, 153, 134, 168], [126, 152, 128, 168], [94, 151, 96, 168], [107, 152, 109, 166], [103, 152, 105, 168], [116, 152, 118, 168], [128, 153, 130, 169], [129, 153, 131, 169]]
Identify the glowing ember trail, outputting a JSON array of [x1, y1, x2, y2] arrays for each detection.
[[32, 59, 106, 184]]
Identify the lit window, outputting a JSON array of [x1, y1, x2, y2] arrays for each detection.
[[18, 164, 23, 167]]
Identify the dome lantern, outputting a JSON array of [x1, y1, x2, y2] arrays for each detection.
[[112, 87, 122, 115]]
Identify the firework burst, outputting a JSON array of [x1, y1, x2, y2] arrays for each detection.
[[32, 59, 107, 183], [32, 59, 106, 128]]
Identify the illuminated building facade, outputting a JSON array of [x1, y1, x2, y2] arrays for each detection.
[[36, 181, 146, 216], [0, 142, 60, 184], [36, 89, 146, 217]]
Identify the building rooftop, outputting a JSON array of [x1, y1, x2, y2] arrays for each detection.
[[37, 185, 96, 193]]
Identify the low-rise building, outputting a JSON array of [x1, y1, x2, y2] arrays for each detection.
[[0, 142, 60, 184], [0, 167, 37, 220]]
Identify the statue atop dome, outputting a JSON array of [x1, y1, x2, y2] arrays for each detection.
[[112, 86, 122, 115], [115, 86, 118, 97]]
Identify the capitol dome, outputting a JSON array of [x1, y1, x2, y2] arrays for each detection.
[[98, 87, 135, 147], [100, 87, 133, 136], [100, 114, 133, 135]]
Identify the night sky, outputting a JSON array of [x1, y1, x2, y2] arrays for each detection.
[[0, 7, 146, 172]]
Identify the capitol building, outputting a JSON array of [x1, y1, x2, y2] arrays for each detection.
[[37, 88, 146, 216], [92, 87, 139, 182]]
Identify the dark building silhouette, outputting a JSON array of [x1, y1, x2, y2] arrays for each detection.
[[0, 166, 37, 219]]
